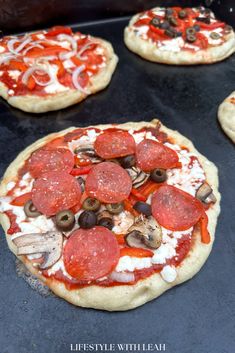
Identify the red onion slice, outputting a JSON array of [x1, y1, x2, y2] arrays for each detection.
[[7, 37, 32, 55], [57, 34, 77, 60], [0, 54, 16, 65], [109, 271, 135, 283], [22, 65, 55, 87], [22, 43, 44, 56], [72, 65, 90, 94]]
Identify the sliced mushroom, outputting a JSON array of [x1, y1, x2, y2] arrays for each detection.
[[74, 145, 102, 164], [125, 215, 162, 249], [126, 167, 149, 188], [12, 231, 63, 270], [196, 182, 216, 204]]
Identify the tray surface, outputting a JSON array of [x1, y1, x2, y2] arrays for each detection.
[[0, 18, 235, 353]]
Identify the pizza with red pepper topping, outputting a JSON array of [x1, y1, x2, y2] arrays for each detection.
[[218, 91, 235, 143], [0, 120, 220, 311], [124, 6, 235, 65], [0, 26, 118, 113]]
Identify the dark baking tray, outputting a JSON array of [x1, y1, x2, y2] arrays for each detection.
[[0, 16, 235, 353]]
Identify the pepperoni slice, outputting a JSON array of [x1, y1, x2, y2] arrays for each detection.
[[32, 171, 81, 216], [63, 226, 120, 281], [28, 148, 74, 178], [94, 130, 136, 159], [151, 185, 204, 231], [136, 139, 179, 172], [85, 162, 132, 203]]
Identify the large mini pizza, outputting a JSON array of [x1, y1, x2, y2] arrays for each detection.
[[0, 26, 118, 113], [124, 6, 235, 65], [0, 120, 220, 311], [218, 91, 235, 143]]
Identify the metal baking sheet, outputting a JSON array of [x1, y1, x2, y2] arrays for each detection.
[[0, 17, 235, 353]]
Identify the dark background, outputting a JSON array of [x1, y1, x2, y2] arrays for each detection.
[[0, 0, 235, 33], [0, 1, 235, 353]]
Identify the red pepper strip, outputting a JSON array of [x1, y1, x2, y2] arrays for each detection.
[[123, 199, 139, 217], [71, 56, 83, 66], [11, 192, 32, 206], [115, 234, 126, 245], [52, 59, 65, 78], [196, 33, 208, 49], [120, 247, 154, 258], [138, 181, 163, 198], [134, 18, 151, 27], [131, 188, 147, 202], [149, 25, 169, 40], [26, 46, 68, 58], [45, 26, 72, 37], [196, 21, 225, 30], [8, 60, 27, 72], [70, 165, 93, 176], [5, 211, 21, 235], [199, 212, 210, 244], [74, 155, 91, 167], [27, 76, 36, 90]]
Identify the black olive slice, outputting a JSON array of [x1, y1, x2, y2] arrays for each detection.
[[210, 32, 220, 40], [106, 203, 124, 214], [24, 200, 41, 218], [150, 168, 167, 183], [119, 155, 136, 168], [186, 34, 197, 43], [150, 17, 160, 27], [165, 28, 178, 38], [193, 24, 201, 32], [196, 16, 210, 24], [168, 16, 178, 27], [78, 211, 97, 229], [55, 210, 75, 231], [159, 21, 170, 30], [178, 10, 187, 19], [186, 27, 196, 36], [133, 201, 152, 217], [82, 197, 101, 212]]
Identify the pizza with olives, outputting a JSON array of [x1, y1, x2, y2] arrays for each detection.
[[0, 26, 118, 113], [218, 91, 235, 143], [0, 120, 220, 311], [124, 6, 235, 65]]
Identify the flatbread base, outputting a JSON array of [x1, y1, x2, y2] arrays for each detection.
[[218, 91, 235, 143], [124, 14, 235, 65], [0, 120, 221, 311], [0, 39, 118, 113]]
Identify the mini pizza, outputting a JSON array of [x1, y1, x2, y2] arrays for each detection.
[[0, 120, 220, 311], [124, 6, 235, 65], [218, 92, 235, 143], [0, 26, 118, 113]]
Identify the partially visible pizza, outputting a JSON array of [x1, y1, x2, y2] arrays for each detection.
[[0, 26, 118, 113], [0, 120, 220, 311], [124, 6, 235, 65], [218, 91, 235, 143]]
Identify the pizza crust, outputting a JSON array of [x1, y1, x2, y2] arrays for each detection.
[[0, 120, 220, 311], [124, 12, 235, 65], [218, 91, 235, 143], [0, 39, 118, 113]]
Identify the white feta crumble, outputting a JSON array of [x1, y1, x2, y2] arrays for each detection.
[[158, 37, 185, 53], [6, 181, 16, 191], [8, 70, 21, 80], [0, 45, 5, 53], [160, 265, 177, 283], [115, 256, 152, 272]]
